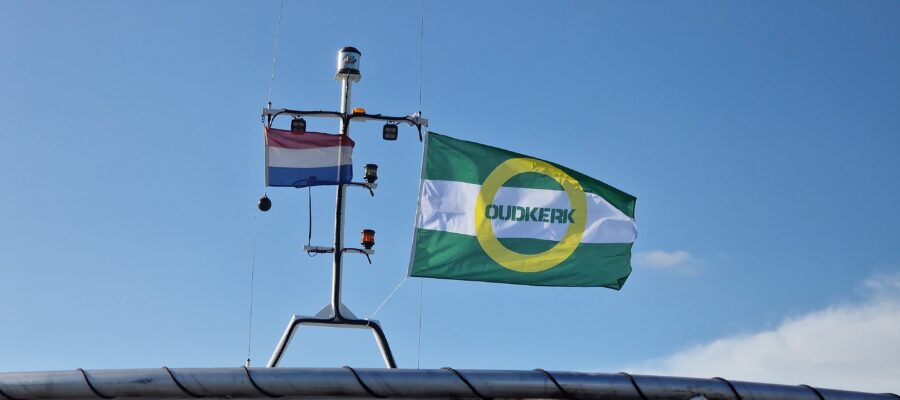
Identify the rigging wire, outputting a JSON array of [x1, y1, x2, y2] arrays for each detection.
[[246, 0, 284, 367], [416, 278, 425, 369], [417, 0, 425, 113], [415, 0, 427, 370], [366, 276, 409, 320], [306, 187, 317, 257], [307, 187, 312, 246], [245, 216, 258, 367], [267, 0, 285, 106]]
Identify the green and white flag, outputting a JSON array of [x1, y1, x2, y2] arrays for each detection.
[[409, 132, 637, 289]]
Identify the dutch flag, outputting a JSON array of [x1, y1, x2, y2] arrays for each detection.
[[264, 127, 354, 188]]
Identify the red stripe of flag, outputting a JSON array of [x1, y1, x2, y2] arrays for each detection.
[[265, 127, 355, 149]]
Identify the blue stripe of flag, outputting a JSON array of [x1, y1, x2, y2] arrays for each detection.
[[267, 165, 353, 188]]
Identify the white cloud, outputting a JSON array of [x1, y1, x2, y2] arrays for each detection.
[[863, 272, 900, 293], [629, 274, 900, 393], [634, 250, 697, 270]]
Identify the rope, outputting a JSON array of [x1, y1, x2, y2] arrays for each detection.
[[78, 368, 113, 399], [243, 366, 281, 398], [245, 216, 258, 367], [308, 187, 312, 247], [266, 0, 285, 105], [163, 367, 202, 398], [416, 278, 425, 369], [366, 276, 409, 319], [534, 369, 573, 400], [618, 372, 648, 400], [442, 367, 491, 400], [799, 384, 825, 400], [417, 0, 425, 113], [306, 187, 318, 257], [343, 366, 386, 398], [712, 377, 742, 400]]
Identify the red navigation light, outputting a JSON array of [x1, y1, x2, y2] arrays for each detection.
[[361, 229, 375, 249]]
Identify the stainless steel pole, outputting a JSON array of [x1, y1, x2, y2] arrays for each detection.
[[266, 48, 399, 368], [332, 77, 352, 319]]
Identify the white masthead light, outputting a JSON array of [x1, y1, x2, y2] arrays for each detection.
[[336, 47, 361, 82]]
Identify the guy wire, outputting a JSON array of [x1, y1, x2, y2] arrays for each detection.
[[308, 187, 312, 247], [245, 216, 258, 366], [417, 0, 425, 112], [267, 0, 285, 104], [416, 1, 426, 369], [367, 276, 409, 320], [416, 278, 425, 369]]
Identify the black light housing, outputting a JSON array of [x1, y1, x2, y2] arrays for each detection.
[[361, 229, 375, 249], [291, 117, 306, 133], [258, 194, 272, 212], [364, 163, 378, 183], [382, 123, 398, 140]]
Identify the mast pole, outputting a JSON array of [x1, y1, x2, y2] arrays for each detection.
[[332, 76, 352, 319], [266, 47, 399, 368]]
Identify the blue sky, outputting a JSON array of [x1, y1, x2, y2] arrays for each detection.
[[1, 0, 899, 392]]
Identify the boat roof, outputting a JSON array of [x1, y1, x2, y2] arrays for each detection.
[[0, 367, 895, 399]]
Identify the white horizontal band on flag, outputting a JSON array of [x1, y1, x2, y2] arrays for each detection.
[[417, 180, 636, 244], [267, 146, 352, 169]]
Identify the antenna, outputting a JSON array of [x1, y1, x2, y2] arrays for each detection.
[[261, 48, 428, 368]]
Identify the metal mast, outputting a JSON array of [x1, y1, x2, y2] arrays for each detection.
[[261, 47, 427, 368], [331, 52, 353, 322]]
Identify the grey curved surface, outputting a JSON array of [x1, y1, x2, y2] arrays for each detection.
[[0, 367, 894, 399]]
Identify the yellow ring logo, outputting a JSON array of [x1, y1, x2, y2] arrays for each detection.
[[474, 158, 587, 273]]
